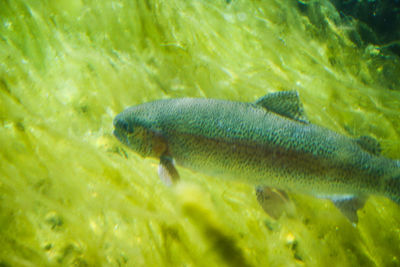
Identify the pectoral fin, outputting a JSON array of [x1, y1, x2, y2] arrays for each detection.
[[331, 196, 367, 224], [256, 186, 295, 219], [158, 155, 180, 186]]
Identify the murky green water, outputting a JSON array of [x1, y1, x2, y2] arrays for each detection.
[[0, 0, 399, 266]]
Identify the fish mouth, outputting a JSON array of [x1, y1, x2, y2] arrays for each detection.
[[113, 128, 124, 143], [113, 115, 131, 145]]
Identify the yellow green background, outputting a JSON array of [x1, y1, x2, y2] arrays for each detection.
[[1, 0, 399, 266]]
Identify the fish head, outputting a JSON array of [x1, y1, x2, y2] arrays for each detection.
[[113, 104, 166, 158]]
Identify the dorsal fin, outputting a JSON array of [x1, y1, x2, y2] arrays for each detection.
[[255, 91, 309, 123], [355, 136, 381, 155]]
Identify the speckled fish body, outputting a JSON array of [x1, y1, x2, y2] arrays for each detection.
[[113, 92, 400, 206]]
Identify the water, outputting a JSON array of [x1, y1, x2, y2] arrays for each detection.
[[0, 0, 399, 266]]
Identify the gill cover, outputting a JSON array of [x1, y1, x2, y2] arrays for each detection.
[[113, 115, 167, 158]]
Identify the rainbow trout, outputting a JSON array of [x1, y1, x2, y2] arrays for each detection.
[[113, 91, 400, 222]]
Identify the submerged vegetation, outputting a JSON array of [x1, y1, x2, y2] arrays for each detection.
[[0, 0, 399, 266]]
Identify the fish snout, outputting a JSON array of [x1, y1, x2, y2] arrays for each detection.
[[113, 128, 123, 143], [113, 114, 133, 134], [113, 113, 134, 146]]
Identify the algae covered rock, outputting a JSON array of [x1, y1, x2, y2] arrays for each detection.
[[330, 0, 400, 55]]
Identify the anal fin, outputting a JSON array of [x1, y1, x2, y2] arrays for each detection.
[[158, 155, 180, 186], [332, 196, 367, 224]]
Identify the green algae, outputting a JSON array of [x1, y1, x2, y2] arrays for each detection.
[[0, 0, 400, 266]]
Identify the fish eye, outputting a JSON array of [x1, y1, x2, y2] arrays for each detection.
[[116, 119, 133, 134]]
